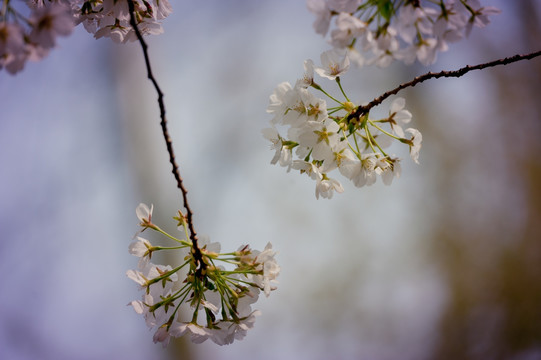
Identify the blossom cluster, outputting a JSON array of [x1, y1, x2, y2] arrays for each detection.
[[264, 50, 422, 199], [75, 0, 172, 43], [307, 0, 500, 67], [127, 204, 280, 346], [0, 0, 171, 74], [0, 0, 74, 74]]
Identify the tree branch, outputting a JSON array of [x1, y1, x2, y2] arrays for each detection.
[[126, 0, 205, 271], [347, 50, 541, 121]]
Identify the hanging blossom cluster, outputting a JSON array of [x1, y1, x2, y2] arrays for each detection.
[[0, 0, 74, 74], [307, 0, 501, 67], [264, 0, 500, 199], [0, 0, 171, 74], [264, 50, 421, 199], [127, 204, 280, 346], [75, 0, 172, 43]]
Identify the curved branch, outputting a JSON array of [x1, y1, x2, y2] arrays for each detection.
[[127, 0, 205, 270], [347, 50, 541, 121]]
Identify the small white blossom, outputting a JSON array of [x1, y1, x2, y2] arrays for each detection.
[[315, 176, 344, 199], [153, 326, 171, 347], [388, 97, 412, 138], [262, 128, 292, 169], [405, 128, 422, 164], [295, 59, 315, 89], [266, 82, 293, 124], [375, 156, 401, 185], [306, 0, 332, 36], [29, 2, 74, 49], [292, 160, 323, 181], [129, 237, 153, 269], [331, 12, 367, 49], [136, 203, 153, 226], [340, 153, 378, 187], [315, 49, 350, 80], [296, 119, 340, 162]]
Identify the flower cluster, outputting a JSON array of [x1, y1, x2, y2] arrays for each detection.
[[75, 0, 172, 43], [0, 0, 74, 74], [264, 50, 422, 199], [127, 204, 280, 346], [0, 0, 172, 74], [307, 0, 500, 67]]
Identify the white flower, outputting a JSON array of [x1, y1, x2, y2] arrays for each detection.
[[262, 128, 292, 169], [307, 0, 332, 36], [29, 2, 74, 49], [330, 12, 367, 49], [238, 243, 280, 297], [296, 119, 340, 162], [127, 262, 178, 296], [283, 88, 328, 127], [375, 156, 401, 185], [0, 23, 28, 74], [236, 287, 260, 315], [388, 97, 412, 138], [292, 160, 323, 181], [255, 243, 280, 296], [368, 27, 399, 68], [129, 237, 153, 269], [143, 293, 176, 329], [94, 19, 131, 43], [169, 322, 211, 344], [295, 59, 315, 89], [405, 128, 422, 164], [315, 49, 350, 80], [225, 310, 261, 343], [102, 0, 131, 21], [396, 5, 426, 44], [457, 0, 501, 36], [151, 0, 173, 20], [153, 326, 171, 347], [323, 140, 356, 173], [315, 176, 344, 199], [136, 203, 153, 227], [340, 153, 378, 187], [266, 82, 293, 124], [345, 47, 365, 68]]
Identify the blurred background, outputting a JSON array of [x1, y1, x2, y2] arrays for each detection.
[[1, 0, 540, 359]]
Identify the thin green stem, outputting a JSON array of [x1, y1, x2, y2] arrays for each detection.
[[368, 120, 402, 140], [352, 131, 362, 158], [311, 83, 344, 105], [152, 225, 190, 245], [363, 125, 378, 154], [335, 77, 350, 102], [146, 260, 190, 286], [152, 245, 190, 251], [365, 126, 388, 157]]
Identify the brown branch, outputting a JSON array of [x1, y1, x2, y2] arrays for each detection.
[[347, 50, 541, 121], [127, 0, 205, 271]]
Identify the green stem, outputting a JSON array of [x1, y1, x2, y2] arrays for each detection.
[[363, 125, 378, 154], [311, 83, 344, 105], [146, 260, 190, 286], [152, 225, 190, 246], [352, 131, 362, 159], [335, 77, 350, 102], [365, 126, 388, 157], [152, 245, 189, 251], [368, 120, 402, 140]]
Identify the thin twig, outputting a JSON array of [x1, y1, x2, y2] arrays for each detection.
[[348, 50, 541, 121], [127, 0, 205, 271]]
